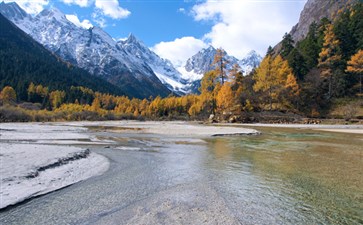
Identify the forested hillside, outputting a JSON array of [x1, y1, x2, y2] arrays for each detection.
[[0, 13, 125, 100], [274, 2, 362, 116]]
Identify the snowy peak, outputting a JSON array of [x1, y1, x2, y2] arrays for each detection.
[[0, 1, 259, 96], [183, 46, 239, 79], [0, 1, 28, 21], [37, 7, 66, 22], [117, 33, 188, 93], [0, 2, 172, 98], [239, 50, 262, 74], [124, 33, 138, 44], [35, 7, 72, 28], [90, 26, 115, 47], [185, 46, 216, 74], [118, 33, 147, 52], [178, 47, 262, 85]]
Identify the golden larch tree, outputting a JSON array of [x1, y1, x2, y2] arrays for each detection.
[[213, 48, 228, 85], [318, 24, 342, 98], [253, 55, 275, 110], [254, 55, 299, 110], [1, 86, 17, 105], [216, 83, 234, 113], [346, 49, 363, 95]]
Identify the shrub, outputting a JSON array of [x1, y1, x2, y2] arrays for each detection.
[[0, 106, 31, 122]]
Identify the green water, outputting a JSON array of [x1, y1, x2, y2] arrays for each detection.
[[205, 127, 363, 224]]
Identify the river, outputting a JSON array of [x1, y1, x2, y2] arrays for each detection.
[[0, 125, 362, 224]]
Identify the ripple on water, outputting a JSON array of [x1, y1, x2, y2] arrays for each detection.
[[204, 129, 363, 225]]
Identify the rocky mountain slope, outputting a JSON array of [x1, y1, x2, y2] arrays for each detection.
[[178, 46, 262, 82], [0, 2, 171, 98], [290, 0, 358, 43], [0, 13, 125, 98], [0, 2, 261, 97]]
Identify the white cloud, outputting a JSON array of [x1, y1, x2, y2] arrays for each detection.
[[94, 0, 130, 19], [61, 0, 90, 7], [178, 8, 185, 13], [92, 10, 107, 28], [152, 37, 208, 67], [66, 14, 93, 29], [192, 0, 306, 58], [4, 0, 49, 14]]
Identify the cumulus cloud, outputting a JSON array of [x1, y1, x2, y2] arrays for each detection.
[[4, 0, 49, 14], [192, 0, 306, 58], [61, 0, 90, 7], [66, 14, 93, 29], [94, 0, 130, 19], [92, 10, 107, 28], [152, 37, 208, 67]]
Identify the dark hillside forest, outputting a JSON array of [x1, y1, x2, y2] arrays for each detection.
[[0, 13, 125, 101]]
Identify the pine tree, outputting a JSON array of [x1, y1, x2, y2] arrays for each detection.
[[297, 22, 321, 70], [287, 48, 308, 81], [280, 33, 295, 59], [266, 46, 274, 57]]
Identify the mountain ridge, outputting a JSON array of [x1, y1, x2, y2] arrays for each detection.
[[0, 13, 125, 99], [289, 0, 358, 43], [0, 2, 171, 98], [0, 1, 261, 97]]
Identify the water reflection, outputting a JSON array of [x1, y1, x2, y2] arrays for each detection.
[[205, 128, 363, 224], [1, 127, 362, 225]]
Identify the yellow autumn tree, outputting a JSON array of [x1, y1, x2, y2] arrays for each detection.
[[253, 55, 275, 110], [49, 90, 66, 109], [27, 82, 36, 102], [254, 55, 299, 110], [346, 49, 363, 95], [139, 98, 149, 116], [213, 48, 229, 85], [216, 83, 234, 113], [1, 86, 17, 105], [318, 23, 342, 98], [284, 73, 300, 109], [276, 56, 300, 108], [35, 84, 49, 98], [90, 97, 101, 112], [188, 95, 203, 117], [200, 70, 220, 115]]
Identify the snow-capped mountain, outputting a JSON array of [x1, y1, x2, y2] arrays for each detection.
[[116, 34, 190, 95], [0, 1, 26, 21], [0, 2, 262, 96], [177, 46, 262, 82], [177, 46, 238, 82], [239, 50, 263, 75], [0, 2, 185, 97]]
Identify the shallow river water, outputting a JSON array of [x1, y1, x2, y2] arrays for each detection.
[[1, 126, 362, 224]]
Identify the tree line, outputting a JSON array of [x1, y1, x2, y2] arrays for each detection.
[[0, 3, 362, 122]]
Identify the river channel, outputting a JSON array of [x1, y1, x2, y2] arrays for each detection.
[[1, 125, 362, 224]]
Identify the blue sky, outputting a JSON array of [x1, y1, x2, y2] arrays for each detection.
[[5, 0, 307, 66]]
